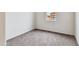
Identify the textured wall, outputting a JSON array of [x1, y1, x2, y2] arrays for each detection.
[[35, 12, 75, 35]]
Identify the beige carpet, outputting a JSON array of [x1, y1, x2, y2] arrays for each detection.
[[7, 30, 78, 46]]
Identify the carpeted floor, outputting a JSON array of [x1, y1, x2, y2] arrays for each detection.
[[6, 30, 78, 46]]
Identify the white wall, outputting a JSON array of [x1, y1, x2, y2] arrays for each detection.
[[76, 13, 79, 45], [6, 12, 75, 40], [35, 12, 75, 35], [6, 12, 34, 40], [0, 12, 5, 45]]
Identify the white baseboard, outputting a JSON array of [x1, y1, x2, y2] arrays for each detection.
[[35, 26, 74, 36], [6, 27, 34, 40]]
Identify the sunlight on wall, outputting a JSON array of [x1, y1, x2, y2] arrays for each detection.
[[47, 12, 56, 21]]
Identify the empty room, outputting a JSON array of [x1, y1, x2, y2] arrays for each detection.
[[5, 12, 78, 46]]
